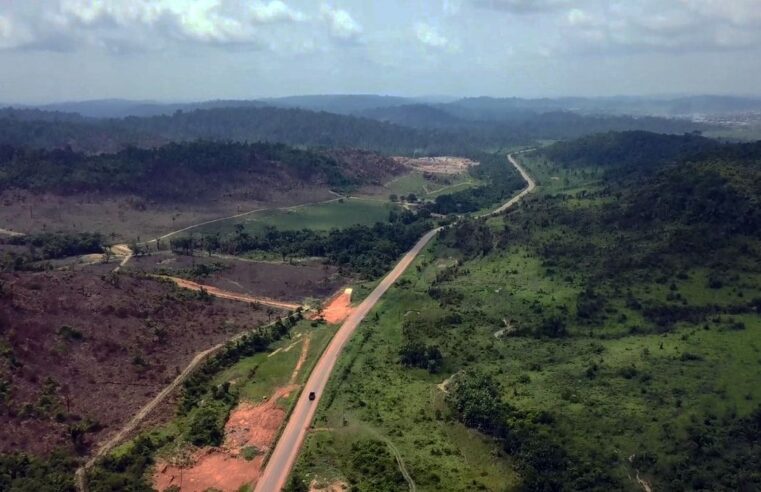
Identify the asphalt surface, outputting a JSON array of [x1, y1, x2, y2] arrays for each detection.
[[254, 152, 535, 492]]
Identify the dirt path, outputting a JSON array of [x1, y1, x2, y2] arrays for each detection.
[[75, 338, 231, 491], [255, 152, 536, 492], [367, 428, 417, 492], [290, 336, 311, 384], [157, 275, 302, 311]]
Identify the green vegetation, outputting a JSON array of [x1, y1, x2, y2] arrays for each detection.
[[382, 172, 478, 201], [172, 210, 434, 279], [0, 104, 707, 155], [0, 141, 371, 200], [1, 232, 104, 271], [295, 132, 761, 490], [0, 452, 77, 492], [428, 152, 525, 214], [196, 198, 396, 236]]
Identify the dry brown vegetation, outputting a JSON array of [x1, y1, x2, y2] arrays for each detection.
[[125, 253, 345, 303], [0, 270, 280, 456]]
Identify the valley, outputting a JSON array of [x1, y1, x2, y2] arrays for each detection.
[[1, 96, 760, 492]]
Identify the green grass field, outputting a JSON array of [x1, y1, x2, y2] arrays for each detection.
[[380, 171, 480, 200], [189, 197, 396, 237]]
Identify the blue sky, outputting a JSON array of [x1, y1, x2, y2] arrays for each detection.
[[1, 0, 760, 102]]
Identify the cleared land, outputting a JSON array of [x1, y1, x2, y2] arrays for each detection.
[[125, 253, 345, 303], [146, 320, 339, 492], [393, 156, 479, 175], [0, 270, 278, 456]]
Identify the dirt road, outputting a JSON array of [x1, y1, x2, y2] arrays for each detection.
[[158, 275, 302, 311], [254, 152, 535, 492]]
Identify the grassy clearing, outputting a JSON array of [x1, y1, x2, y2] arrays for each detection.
[[192, 197, 396, 237], [380, 171, 479, 200]]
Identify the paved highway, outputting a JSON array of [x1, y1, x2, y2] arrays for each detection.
[[254, 152, 535, 491]]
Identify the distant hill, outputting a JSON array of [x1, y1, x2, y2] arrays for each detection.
[[263, 94, 413, 114], [34, 99, 268, 119], [540, 130, 722, 169], [356, 104, 468, 129], [0, 101, 712, 155]]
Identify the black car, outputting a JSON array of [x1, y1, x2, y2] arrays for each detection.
[[308, 391, 316, 401]]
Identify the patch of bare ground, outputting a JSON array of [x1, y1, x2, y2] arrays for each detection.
[[126, 253, 346, 302], [315, 288, 353, 324], [393, 156, 479, 175], [153, 337, 311, 491], [0, 270, 280, 456], [0, 187, 334, 242]]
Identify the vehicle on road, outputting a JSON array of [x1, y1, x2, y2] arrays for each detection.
[[308, 391, 316, 401]]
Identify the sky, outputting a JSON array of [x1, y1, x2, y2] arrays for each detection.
[[1, 0, 760, 103]]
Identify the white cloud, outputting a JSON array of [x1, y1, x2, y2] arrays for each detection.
[[558, 1, 761, 55], [250, 1, 306, 23], [319, 4, 362, 41], [0, 0, 307, 52], [414, 23, 451, 49], [681, 0, 761, 26], [472, 0, 573, 14]]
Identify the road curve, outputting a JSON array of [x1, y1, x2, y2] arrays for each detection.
[[255, 152, 535, 492]]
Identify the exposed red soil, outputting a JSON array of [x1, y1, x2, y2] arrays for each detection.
[[318, 288, 354, 324], [127, 253, 345, 302], [0, 270, 279, 456], [158, 276, 301, 311], [153, 338, 311, 491]]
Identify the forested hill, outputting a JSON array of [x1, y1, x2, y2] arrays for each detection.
[[0, 106, 480, 155], [0, 102, 710, 155], [0, 141, 403, 201], [540, 131, 761, 239]]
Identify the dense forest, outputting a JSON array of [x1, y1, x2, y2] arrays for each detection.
[[0, 101, 709, 155], [0, 141, 401, 200], [430, 132, 761, 489]]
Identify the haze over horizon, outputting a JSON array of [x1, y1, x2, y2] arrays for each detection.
[[2, 0, 761, 104]]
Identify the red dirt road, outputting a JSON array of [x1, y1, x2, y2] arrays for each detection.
[[254, 153, 535, 492], [159, 275, 302, 311]]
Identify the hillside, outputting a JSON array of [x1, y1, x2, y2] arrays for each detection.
[[292, 134, 761, 490], [0, 141, 404, 201], [0, 101, 710, 156], [0, 270, 277, 457]]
